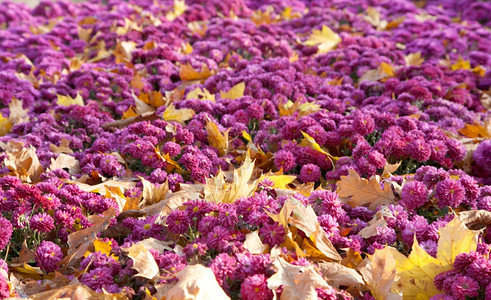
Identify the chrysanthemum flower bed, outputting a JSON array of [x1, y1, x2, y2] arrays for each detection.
[[0, 0, 490, 299]]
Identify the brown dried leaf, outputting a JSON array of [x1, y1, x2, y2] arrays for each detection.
[[358, 247, 401, 300], [66, 208, 115, 261], [267, 256, 330, 300], [1, 141, 43, 182], [458, 210, 491, 230], [318, 262, 364, 289], [146, 183, 203, 218], [458, 123, 490, 138], [48, 153, 80, 175], [29, 283, 127, 300], [336, 169, 395, 210], [163, 264, 230, 300], [358, 207, 394, 238], [139, 176, 169, 207], [288, 200, 341, 262], [49, 138, 73, 154], [381, 161, 402, 178]]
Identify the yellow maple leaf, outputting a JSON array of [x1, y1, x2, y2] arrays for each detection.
[[387, 217, 480, 298], [162, 104, 195, 124], [179, 63, 212, 81], [203, 151, 257, 203], [259, 171, 296, 189], [0, 113, 12, 136], [363, 7, 388, 30], [186, 86, 215, 102], [303, 25, 341, 55], [56, 93, 84, 106], [206, 120, 230, 156], [451, 57, 471, 71], [84, 238, 118, 261], [220, 82, 245, 100], [299, 131, 339, 164], [336, 169, 395, 210], [165, 0, 186, 21], [181, 42, 193, 55], [359, 62, 395, 82], [121, 106, 138, 119], [359, 247, 401, 299]]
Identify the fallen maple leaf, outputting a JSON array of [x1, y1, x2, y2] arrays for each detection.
[[363, 7, 388, 30], [163, 264, 230, 300], [0, 113, 12, 136], [8, 98, 29, 125], [179, 63, 212, 81], [162, 103, 195, 124], [387, 216, 480, 298], [186, 86, 216, 102], [1, 141, 43, 182], [244, 231, 267, 254], [303, 25, 341, 55], [451, 56, 471, 71], [122, 240, 160, 279], [66, 208, 115, 264], [56, 93, 84, 106], [204, 152, 257, 203], [268, 256, 330, 300], [49, 138, 73, 154], [458, 209, 491, 230], [458, 123, 490, 138], [165, 0, 187, 21], [29, 283, 127, 300], [358, 247, 402, 300], [317, 262, 364, 289], [404, 52, 424, 66], [359, 62, 395, 82], [206, 119, 230, 156], [381, 161, 402, 178], [139, 176, 169, 207], [220, 82, 245, 100], [48, 153, 80, 175], [336, 169, 395, 210], [259, 171, 296, 190]]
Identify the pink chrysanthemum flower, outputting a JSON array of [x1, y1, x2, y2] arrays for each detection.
[[0, 217, 12, 250], [299, 164, 321, 182], [30, 213, 55, 233], [166, 209, 191, 235], [450, 275, 479, 300], [241, 274, 273, 300], [435, 179, 465, 208], [401, 181, 428, 210], [274, 150, 296, 172], [36, 241, 63, 272], [259, 222, 285, 246]]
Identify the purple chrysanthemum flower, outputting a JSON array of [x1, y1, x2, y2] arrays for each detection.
[[81, 267, 117, 292], [30, 213, 55, 233], [166, 209, 191, 235], [0, 217, 12, 250], [473, 139, 491, 172], [259, 222, 285, 246], [274, 150, 296, 172], [401, 181, 428, 210], [406, 139, 431, 162], [36, 241, 63, 272], [241, 274, 273, 300], [299, 163, 321, 182], [435, 179, 465, 208], [450, 275, 480, 300]]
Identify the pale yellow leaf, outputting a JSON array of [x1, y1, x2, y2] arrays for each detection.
[[303, 25, 341, 54], [56, 93, 84, 106], [186, 87, 215, 102], [162, 104, 195, 124], [318, 262, 364, 289], [220, 82, 245, 100], [243, 231, 267, 254], [436, 216, 480, 266], [166, 0, 187, 21], [8, 98, 29, 125], [139, 176, 169, 207], [48, 153, 80, 175], [404, 52, 424, 66], [122, 242, 159, 279], [164, 264, 230, 300], [362, 247, 402, 300], [267, 256, 330, 300], [359, 62, 395, 82]]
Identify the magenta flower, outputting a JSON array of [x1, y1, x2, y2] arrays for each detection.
[[30, 212, 55, 233], [0, 217, 12, 250], [259, 222, 285, 246], [36, 241, 63, 272], [274, 150, 296, 172], [435, 179, 465, 208], [166, 209, 191, 235], [299, 163, 321, 182], [450, 275, 479, 300], [401, 181, 428, 210], [241, 274, 273, 300]]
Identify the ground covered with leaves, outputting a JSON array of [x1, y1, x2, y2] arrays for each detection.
[[0, 0, 490, 299]]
